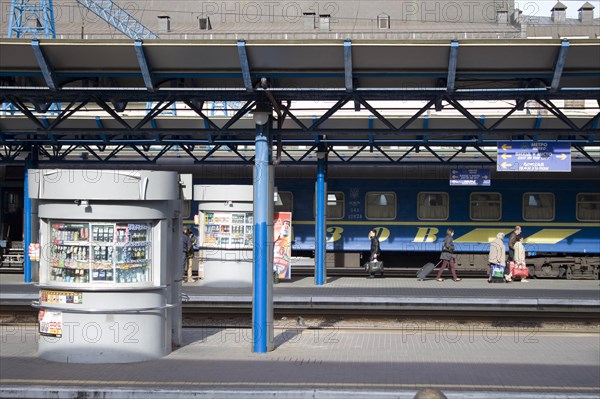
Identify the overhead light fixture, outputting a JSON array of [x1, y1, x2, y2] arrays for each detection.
[[252, 103, 271, 126]]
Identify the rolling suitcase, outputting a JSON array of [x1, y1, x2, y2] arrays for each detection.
[[365, 261, 384, 277], [417, 261, 441, 281], [489, 263, 506, 283]]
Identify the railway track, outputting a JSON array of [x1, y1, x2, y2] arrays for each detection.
[[3, 303, 599, 326]]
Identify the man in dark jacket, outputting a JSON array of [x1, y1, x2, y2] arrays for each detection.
[[367, 228, 381, 279], [508, 225, 521, 262], [435, 228, 461, 282], [369, 228, 380, 261]]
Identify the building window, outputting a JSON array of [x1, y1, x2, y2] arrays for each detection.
[[366, 192, 396, 220], [275, 191, 293, 213], [314, 192, 344, 220], [577, 193, 600, 221], [198, 16, 212, 30], [378, 14, 390, 29], [470, 193, 502, 221], [303, 12, 316, 29], [319, 14, 331, 31], [523, 193, 555, 221], [418, 192, 449, 220]]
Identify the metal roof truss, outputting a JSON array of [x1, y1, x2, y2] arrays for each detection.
[[0, 39, 599, 165]]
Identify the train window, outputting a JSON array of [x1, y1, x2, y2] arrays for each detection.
[[417, 192, 449, 220], [313, 192, 344, 220], [365, 192, 396, 220], [470, 193, 502, 221], [577, 193, 600, 221], [275, 191, 293, 213], [523, 193, 555, 221]]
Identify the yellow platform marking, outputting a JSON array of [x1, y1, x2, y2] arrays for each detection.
[[454, 229, 513, 243], [525, 229, 581, 244]]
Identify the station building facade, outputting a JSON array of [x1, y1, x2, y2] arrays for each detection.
[[2, 1, 598, 40]]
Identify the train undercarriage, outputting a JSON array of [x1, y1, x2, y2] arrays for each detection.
[[299, 251, 600, 280], [451, 253, 599, 280]]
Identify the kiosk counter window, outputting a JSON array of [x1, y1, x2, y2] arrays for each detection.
[[46, 221, 154, 286], [201, 212, 253, 249]]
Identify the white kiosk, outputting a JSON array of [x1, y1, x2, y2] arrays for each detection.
[[195, 185, 255, 287], [29, 169, 186, 363]]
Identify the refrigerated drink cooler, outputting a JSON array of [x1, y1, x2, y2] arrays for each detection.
[[29, 169, 186, 363]]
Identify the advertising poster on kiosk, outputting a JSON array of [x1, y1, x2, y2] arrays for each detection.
[[273, 212, 292, 280]]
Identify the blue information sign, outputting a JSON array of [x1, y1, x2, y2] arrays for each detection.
[[450, 168, 491, 186], [497, 142, 571, 172]]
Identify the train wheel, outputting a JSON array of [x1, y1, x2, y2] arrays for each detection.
[[566, 267, 573, 280]]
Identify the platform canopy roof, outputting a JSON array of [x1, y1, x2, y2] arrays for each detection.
[[0, 38, 599, 164], [2, 38, 600, 93]]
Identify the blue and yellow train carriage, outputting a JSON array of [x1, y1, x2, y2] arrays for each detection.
[[270, 172, 600, 279]]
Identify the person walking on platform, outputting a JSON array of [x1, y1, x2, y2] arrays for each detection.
[[181, 227, 190, 277], [368, 228, 381, 279], [513, 234, 529, 283], [508, 225, 521, 262], [489, 232, 508, 282], [435, 228, 461, 282]]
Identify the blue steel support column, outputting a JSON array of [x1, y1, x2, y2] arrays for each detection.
[[23, 152, 33, 282], [253, 118, 274, 353], [315, 149, 327, 286]]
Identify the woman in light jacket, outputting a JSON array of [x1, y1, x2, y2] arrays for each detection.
[[488, 232, 507, 282], [435, 228, 461, 282], [513, 234, 528, 282]]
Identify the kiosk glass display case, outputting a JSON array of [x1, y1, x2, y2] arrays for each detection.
[[47, 221, 153, 285], [201, 212, 253, 248]]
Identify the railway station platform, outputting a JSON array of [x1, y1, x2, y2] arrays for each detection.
[[1, 273, 599, 316], [1, 308, 599, 398], [1, 273, 599, 398]]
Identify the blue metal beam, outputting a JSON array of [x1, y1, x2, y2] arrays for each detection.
[[551, 40, 570, 92], [31, 40, 57, 90], [447, 40, 459, 92], [6, 95, 46, 129], [3, 87, 599, 103], [355, 97, 397, 130], [75, 0, 159, 40], [9, 0, 56, 39], [237, 40, 254, 92], [4, 128, 599, 141], [344, 40, 353, 92], [134, 41, 154, 92]]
